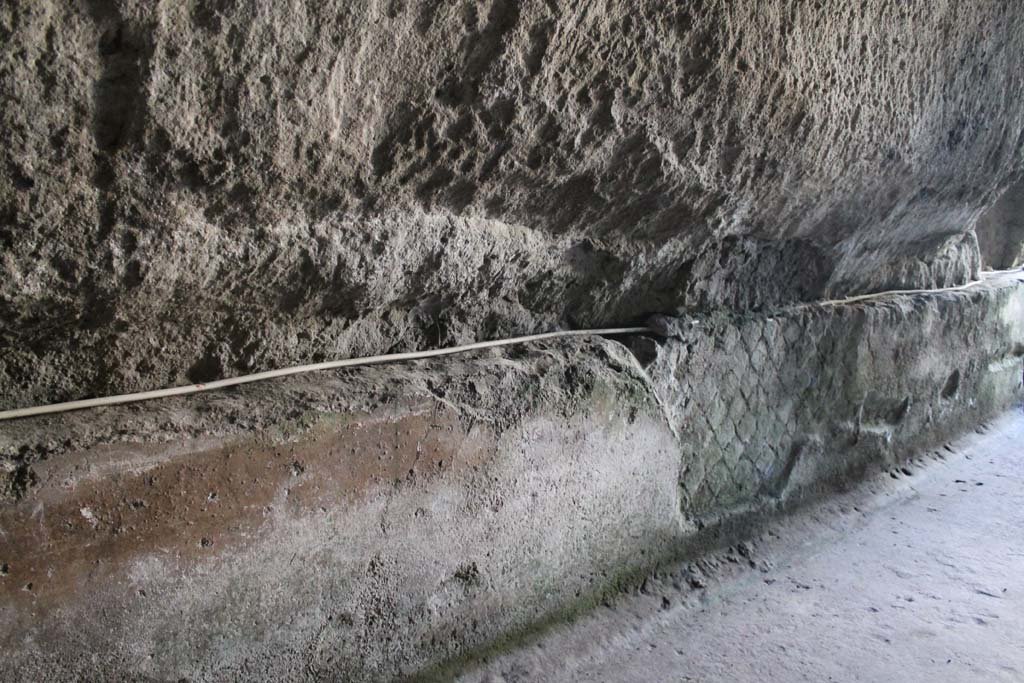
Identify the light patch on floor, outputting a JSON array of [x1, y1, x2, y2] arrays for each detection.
[[459, 408, 1024, 682]]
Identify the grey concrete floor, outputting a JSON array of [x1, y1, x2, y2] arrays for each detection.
[[457, 408, 1024, 682]]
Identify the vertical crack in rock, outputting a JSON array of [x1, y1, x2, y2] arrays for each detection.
[[82, 1, 151, 333], [87, 1, 146, 233]]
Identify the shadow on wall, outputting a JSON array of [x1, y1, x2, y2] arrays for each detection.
[[976, 178, 1024, 269]]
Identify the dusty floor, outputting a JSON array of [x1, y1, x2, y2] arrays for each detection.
[[457, 408, 1024, 682]]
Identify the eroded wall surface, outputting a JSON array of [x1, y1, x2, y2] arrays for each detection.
[[976, 178, 1024, 270], [3, 1, 1024, 408], [3, 1, 1024, 678], [2, 275, 1021, 681]]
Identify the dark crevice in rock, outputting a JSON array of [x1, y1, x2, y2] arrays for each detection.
[[976, 177, 1024, 270], [0, 461, 36, 504], [87, 1, 147, 193], [942, 369, 962, 399]]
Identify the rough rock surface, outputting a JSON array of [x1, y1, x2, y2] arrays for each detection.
[[3, 1, 1024, 408], [976, 178, 1024, 270], [2, 274, 1021, 681]]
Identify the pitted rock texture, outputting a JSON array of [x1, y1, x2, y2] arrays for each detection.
[[976, 178, 1024, 270], [3, 0, 1024, 408]]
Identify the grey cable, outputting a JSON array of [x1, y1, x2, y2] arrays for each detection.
[[2, 266, 1020, 422], [0, 327, 651, 421]]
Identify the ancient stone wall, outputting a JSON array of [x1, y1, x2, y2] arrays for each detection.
[[3, 1, 1024, 409], [2, 274, 1020, 681], [4, 1, 1024, 677]]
